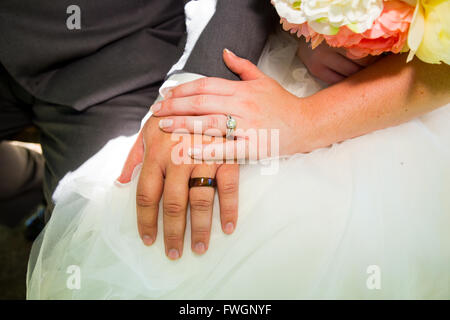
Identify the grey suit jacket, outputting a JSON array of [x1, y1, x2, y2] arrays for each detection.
[[0, 0, 276, 111]]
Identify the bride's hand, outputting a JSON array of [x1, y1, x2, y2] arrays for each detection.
[[297, 38, 379, 84], [151, 49, 316, 161]]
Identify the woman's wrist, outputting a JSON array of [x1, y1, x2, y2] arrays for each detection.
[[290, 96, 328, 155]]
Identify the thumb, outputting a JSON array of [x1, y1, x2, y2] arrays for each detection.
[[223, 49, 265, 81], [116, 131, 145, 184]]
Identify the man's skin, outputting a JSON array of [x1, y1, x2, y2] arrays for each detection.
[[118, 117, 239, 259]]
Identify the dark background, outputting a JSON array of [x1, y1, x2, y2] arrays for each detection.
[[0, 223, 31, 299]]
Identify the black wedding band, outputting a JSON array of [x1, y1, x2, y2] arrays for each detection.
[[189, 177, 217, 188]]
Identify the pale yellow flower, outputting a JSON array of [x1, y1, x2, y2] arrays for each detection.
[[407, 0, 450, 64]]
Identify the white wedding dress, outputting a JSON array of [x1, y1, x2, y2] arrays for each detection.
[[27, 2, 450, 300]]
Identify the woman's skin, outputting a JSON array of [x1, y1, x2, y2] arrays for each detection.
[[152, 46, 450, 160], [297, 39, 380, 84]]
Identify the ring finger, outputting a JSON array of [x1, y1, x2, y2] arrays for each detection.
[[189, 164, 218, 255]]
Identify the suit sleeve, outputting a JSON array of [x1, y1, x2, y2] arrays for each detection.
[[180, 0, 278, 80]]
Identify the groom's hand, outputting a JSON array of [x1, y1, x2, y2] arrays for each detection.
[[118, 117, 239, 260]]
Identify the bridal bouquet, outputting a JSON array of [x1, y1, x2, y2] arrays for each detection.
[[272, 0, 449, 64]]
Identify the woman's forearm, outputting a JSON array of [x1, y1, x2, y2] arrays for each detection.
[[303, 54, 450, 151], [153, 50, 449, 159]]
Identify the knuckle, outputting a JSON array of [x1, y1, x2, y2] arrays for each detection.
[[190, 198, 213, 212], [192, 228, 210, 238], [194, 95, 206, 109], [170, 87, 179, 97], [138, 220, 157, 231], [207, 116, 219, 130], [162, 99, 173, 112], [220, 205, 237, 219], [219, 181, 238, 195], [197, 78, 208, 93], [136, 194, 158, 209], [163, 201, 185, 217], [178, 116, 187, 129], [165, 234, 181, 243]]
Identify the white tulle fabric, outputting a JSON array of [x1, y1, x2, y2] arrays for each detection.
[[27, 31, 450, 299]]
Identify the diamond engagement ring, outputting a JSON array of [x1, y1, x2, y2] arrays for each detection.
[[226, 115, 237, 140]]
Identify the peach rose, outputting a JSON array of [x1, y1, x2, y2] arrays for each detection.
[[324, 0, 415, 59]]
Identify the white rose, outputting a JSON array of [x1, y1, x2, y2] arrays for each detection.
[[272, 0, 384, 35]]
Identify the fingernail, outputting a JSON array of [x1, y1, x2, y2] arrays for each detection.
[[168, 248, 180, 260], [194, 242, 206, 254], [161, 87, 174, 99], [188, 147, 202, 157], [159, 119, 173, 129], [224, 48, 235, 56], [150, 102, 161, 114], [143, 235, 153, 246], [224, 222, 235, 234]]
